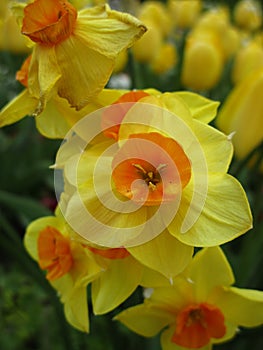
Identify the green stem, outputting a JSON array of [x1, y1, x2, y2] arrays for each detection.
[[128, 51, 145, 89]]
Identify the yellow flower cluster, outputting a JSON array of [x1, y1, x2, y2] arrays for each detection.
[[0, 1, 263, 349]]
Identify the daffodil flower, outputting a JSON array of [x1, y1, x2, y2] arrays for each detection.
[[24, 207, 186, 323], [60, 90, 252, 252], [24, 209, 102, 332], [115, 246, 263, 350], [0, 53, 130, 138], [0, 0, 146, 122]]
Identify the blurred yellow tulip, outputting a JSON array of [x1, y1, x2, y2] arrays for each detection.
[[216, 68, 263, 159], [0, 2, 31, 53], [232, 40, 263, 84], [181, 32, 224, 91], [151, 42, 177, 74], [191, 7, 240, 59], [168, 0, 202, 29], [113, 49, 129, 74], [137, 1, 172, 37], [234, 0, 262, 31], [132, 20, 162, 63]]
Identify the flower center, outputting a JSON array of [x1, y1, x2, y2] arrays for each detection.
[[112, 132, 191, 206], [132, 163, 166, 191], [172, 303, 226, 349]]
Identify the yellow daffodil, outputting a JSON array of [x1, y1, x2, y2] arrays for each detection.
[[24, 209, 102, 332], [116, 246, 263, 350], [24, 205, 191, 320], [216, 68, 263, 159], [57, 89, 252, 252], [10, 0, 146, 114], [0, 54, 128, 137]]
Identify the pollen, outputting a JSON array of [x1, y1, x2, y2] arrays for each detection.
[[132, 163, 164, 191]]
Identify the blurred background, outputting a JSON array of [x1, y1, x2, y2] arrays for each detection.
[[0, 0, 263, 349]]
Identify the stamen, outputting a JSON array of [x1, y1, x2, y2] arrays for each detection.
[[132, 163, 161, 191], [148, 181, 157, 191], [132, 163, 147, 174]]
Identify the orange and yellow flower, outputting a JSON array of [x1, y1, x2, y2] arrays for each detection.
[[116, 246, 263, 349], [0, 0, 146, 128], [57, 89, 252, 254], [24, 207, 192, 322], [24, 209, 102, 332]]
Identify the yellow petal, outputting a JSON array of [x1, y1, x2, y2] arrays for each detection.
[[118, 94, 193, 147], [28, 45, 61, 113], [184, 247, 235, 301], [175, 91, 220, 124], [35, 97, 72, 138], [128, 230, 193, 280], [168, 174, 252, 246], [54, 5, 146, 109], [140, 266, 173, 288], [65, 183, 147, 247], [91, 255, 142, 314], [193, 119, 233, 173], [115, 304, 174, 337], [217, 286, 263, 327], [149, 281, 193, 313], [55, 37, 115, 110], [64, 287, 89, 332], [76, 5, 147, 58], [64, 139, 148, 247], [0, 89, 38, 127]]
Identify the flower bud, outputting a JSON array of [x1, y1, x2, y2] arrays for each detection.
[[181, 32, 224, 91], [234, 0, 262, 31], [232, 41, 263, 84], [168, 0, 202, 29], [151, 42, 177, 74], [132, 20, 162, 63], [216, 68, 263, 159]]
